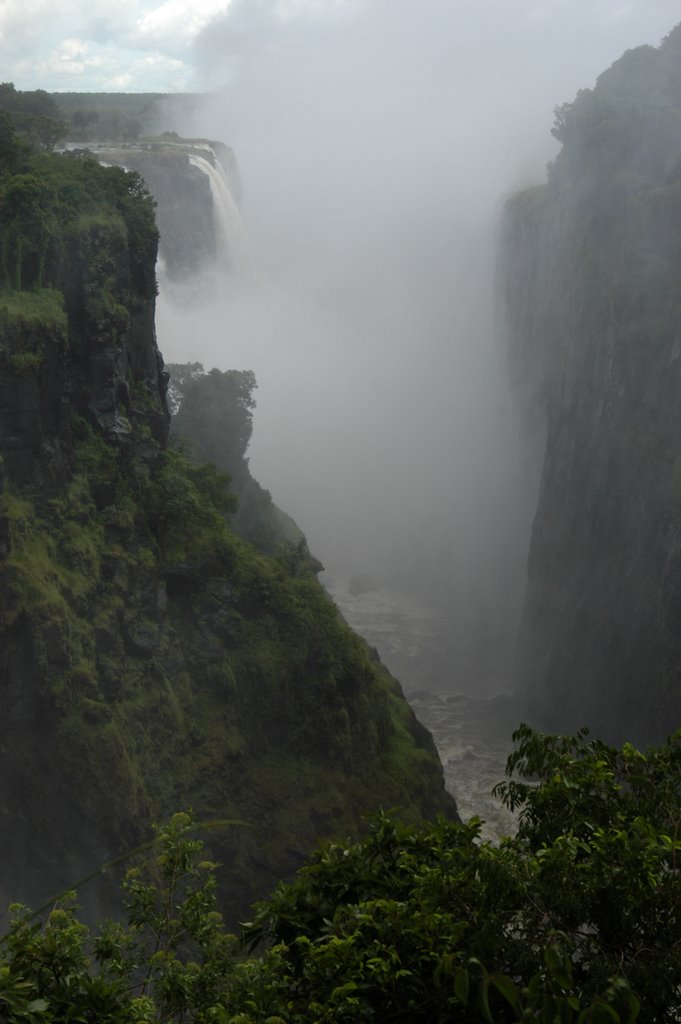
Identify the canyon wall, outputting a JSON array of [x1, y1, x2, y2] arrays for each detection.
[[502, 26, 681, 742]]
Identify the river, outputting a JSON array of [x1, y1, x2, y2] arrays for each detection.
[[324, 575, 523, 840]]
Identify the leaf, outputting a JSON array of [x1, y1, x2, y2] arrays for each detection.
[[26, 998, 50, 1012], [454, 966, 470, 1006], [330, 981, 358, 1001], [491, 973, 521, 1013], [590, 1003, 621, 1023], [479, 976, 493, 1024], [545, 942, 573, 990]]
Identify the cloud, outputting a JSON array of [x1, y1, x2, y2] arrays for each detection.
[[2, 0, 679, 92], [134, 0, 233, 56], [10, 36, 191, 92], [0, 0, 59, 65], [0, 0, 232, 90]]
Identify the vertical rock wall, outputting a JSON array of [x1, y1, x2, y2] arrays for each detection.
[[502, 27, 681, 742]]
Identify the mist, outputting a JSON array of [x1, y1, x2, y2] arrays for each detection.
[[154, 0, 679, 691]]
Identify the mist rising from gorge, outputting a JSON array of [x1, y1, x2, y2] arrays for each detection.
[[154, 0, 678, 691]]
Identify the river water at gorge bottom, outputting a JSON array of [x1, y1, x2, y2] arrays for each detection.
[[324, 576, 523, 840]]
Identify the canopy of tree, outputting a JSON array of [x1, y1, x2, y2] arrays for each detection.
[[0, 109, 156, 292], [0, 83, 67, 151]]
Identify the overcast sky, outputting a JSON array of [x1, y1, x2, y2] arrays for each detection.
[[1, 0, 680, 94]]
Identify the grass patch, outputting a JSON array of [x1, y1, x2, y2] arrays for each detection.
[[0, 287, 68, 358]]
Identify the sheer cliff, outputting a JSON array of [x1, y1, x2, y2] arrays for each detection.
[[502, 25, 681, 742], [0, 123, 455, 918]]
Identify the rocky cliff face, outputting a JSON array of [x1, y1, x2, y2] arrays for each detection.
[[0, 145, 455, 919], [502, 26, 681, 743]]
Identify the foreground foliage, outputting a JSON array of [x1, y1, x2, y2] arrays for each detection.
[[2, 727, 680, 1022]]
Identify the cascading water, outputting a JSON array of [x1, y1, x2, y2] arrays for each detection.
[[90, 139, 247, 283], [188, 151, 249, 271]]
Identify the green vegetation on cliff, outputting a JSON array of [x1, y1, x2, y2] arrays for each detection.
[[0, 289, 67, 373], [0, 83, 66, 152], [0, 105, 156, 296], [0, 108, 454, 919], [168, 364, 314, 563], [2, 727, 679, 1022], [2, 428, 449, 914]]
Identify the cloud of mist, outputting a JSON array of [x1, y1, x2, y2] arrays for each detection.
[[156, 0, 680, 688]]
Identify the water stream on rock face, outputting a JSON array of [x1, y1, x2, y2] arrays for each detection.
[[187, 152, 249, 268], [324, 575, 521, 841]]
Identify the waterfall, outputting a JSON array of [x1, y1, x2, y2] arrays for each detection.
[[188, 151, 249, 271]]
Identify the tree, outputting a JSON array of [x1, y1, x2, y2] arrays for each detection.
[[72, 109, 100, 135], [168, 365, 257, 475], [0, 84, 66, 151], [0, 814, 239, 1023], [0, 173, 53, 288], [0, 111, 21, 173], [23, 114, 67, 151]]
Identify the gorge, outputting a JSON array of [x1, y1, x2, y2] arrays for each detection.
[[124, 23, 681, 800], [1, 15, 681, 1019], [5, 18, 680, 901]]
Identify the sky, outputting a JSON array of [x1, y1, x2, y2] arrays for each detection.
[[1, 0, 680, 94]]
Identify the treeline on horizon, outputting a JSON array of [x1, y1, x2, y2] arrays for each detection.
[[0, 82, 212, 145]]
